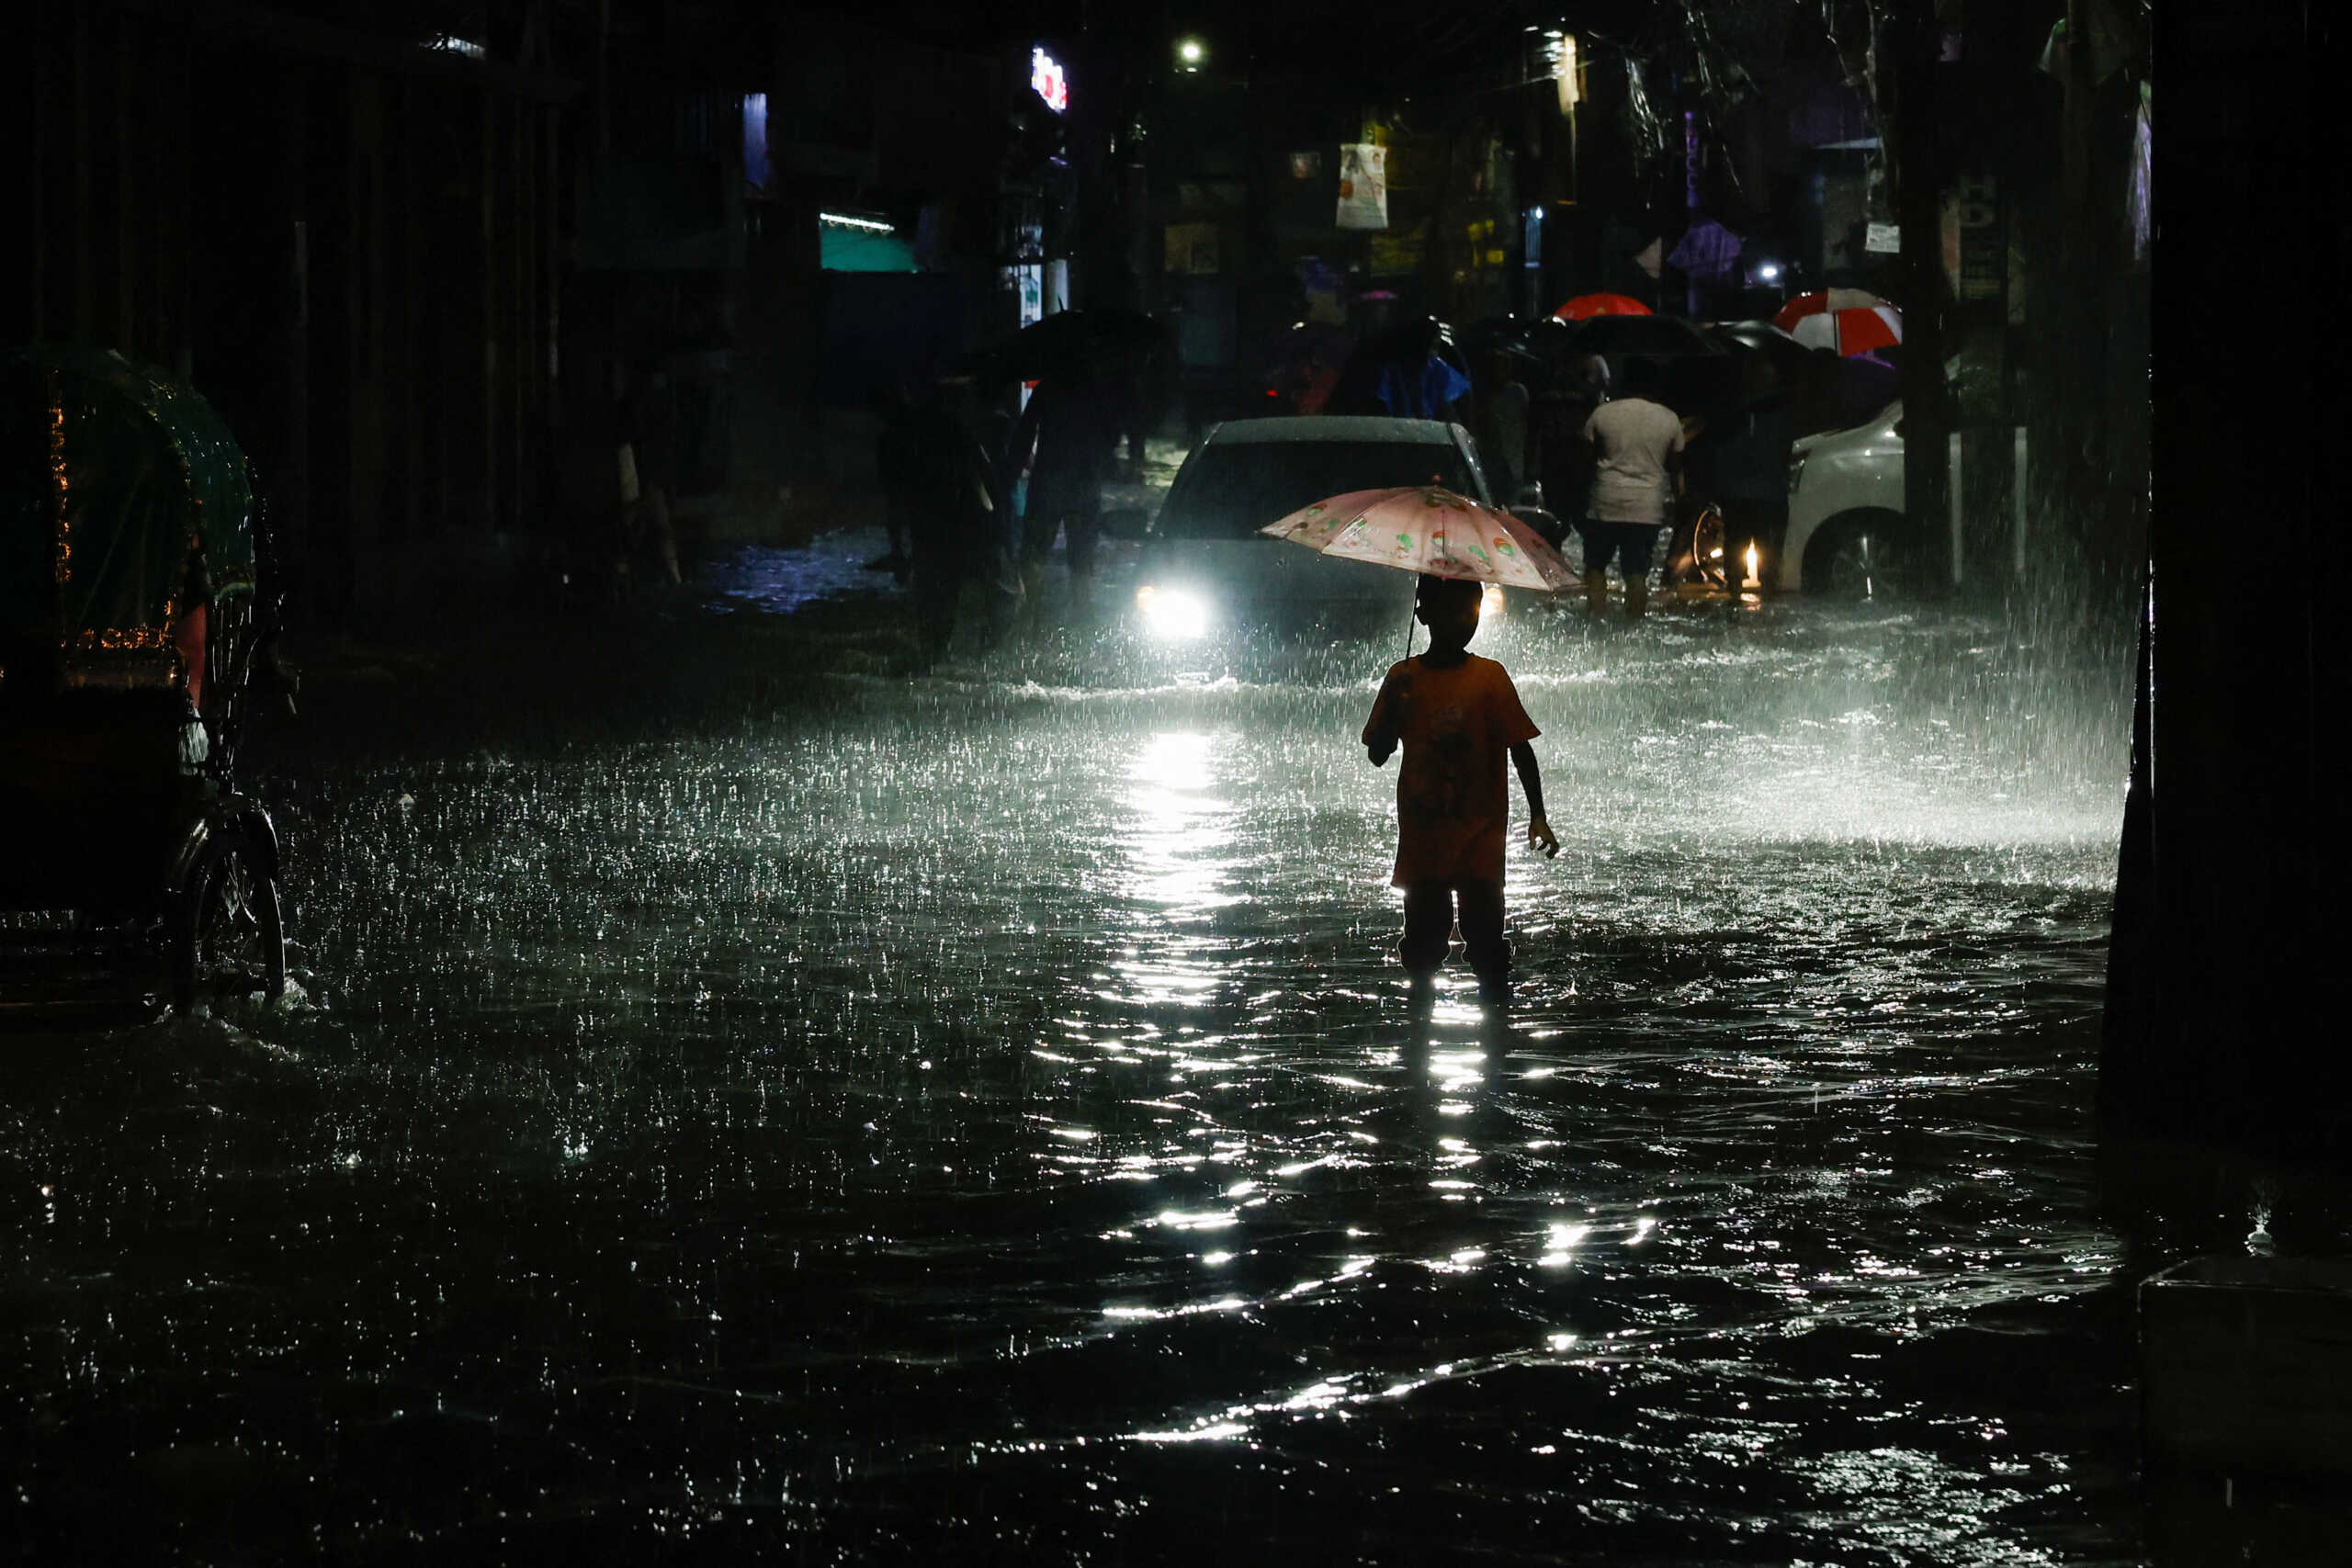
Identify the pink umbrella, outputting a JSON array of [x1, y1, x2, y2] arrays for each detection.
[[1260, 486, 1578, 592], [1552, 292, 1653, 321], [1791, 304, 1903, 357]]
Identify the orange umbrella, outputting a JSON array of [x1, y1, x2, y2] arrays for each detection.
[[1552, 292, 1653, 321], [1260, 486, 1577, 592]]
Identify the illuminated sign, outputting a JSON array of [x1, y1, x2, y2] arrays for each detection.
[[1031, 47, 1068, 114]]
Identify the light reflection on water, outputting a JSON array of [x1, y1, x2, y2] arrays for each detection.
[[1115, 729, 1239, 1007], [0, 600, 2152, 1561]]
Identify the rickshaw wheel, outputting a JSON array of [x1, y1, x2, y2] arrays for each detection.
[[171, 831, 287, 1011]]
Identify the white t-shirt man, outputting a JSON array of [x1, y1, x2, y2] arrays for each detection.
[[1581, 398, 1686, 525]]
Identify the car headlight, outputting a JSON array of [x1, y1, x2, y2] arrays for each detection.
[[1135, 583, 1209, 640], [1478, 582, 1505, 619], [1788, 450, 1808, 495]]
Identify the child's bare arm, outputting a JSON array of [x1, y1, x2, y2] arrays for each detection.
[[1510, 740, 1558, 857], [1363, 672, 1409, 765]]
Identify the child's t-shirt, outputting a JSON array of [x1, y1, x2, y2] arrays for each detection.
[[1363, 652, 1541, 888]]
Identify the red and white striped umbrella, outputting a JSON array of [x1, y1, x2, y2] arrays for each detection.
[[1770, 288, 1886, 333], [1790, 303, 1903, 357]]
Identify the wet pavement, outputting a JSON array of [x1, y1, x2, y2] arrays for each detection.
[[0, 529, 2274, 1562]]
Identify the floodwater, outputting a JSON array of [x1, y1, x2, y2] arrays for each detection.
[[4, 544, 2164, 1562]]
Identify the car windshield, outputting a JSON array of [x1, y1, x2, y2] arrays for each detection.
[[1157, 439, 1476, 540]]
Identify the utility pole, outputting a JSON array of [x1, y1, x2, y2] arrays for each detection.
[[1071, 5, 1100, 309], [1888, 0, 1950, 583], [2101, 0, 2342, 1151]]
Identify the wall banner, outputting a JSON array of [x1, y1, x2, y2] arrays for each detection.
[[1337, 144, 1387, 231]]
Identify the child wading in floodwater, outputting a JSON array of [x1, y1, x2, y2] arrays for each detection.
[[1363, 574, 1559, 1008]]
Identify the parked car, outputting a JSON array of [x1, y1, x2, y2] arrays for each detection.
[[1130, 415, 1541, 640], [1781, 400, 1917, 596]]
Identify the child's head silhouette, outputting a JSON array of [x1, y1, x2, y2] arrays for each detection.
[[1415, 573, 1483, 652]]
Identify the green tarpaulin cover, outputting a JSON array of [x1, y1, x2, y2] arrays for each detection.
[[2, 345, 254, 651]]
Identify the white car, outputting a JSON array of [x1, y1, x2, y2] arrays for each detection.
[[1131, 416, 1513, 641], [1781, 400, 1910, 596]]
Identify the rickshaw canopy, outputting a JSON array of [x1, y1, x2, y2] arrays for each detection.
[[2, 344, 254, 654]]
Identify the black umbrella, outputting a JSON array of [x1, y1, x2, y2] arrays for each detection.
[[1454, 315, 1533, 357], [1473, 316, 1586, 397], [962, 309, 1170, 384], [1453, 315, 1552, 381]]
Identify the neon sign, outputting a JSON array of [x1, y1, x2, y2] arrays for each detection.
[[1031, 46, 1068, 114]]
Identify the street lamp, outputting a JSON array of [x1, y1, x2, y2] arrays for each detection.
[[1175, 37, 1206, 72]]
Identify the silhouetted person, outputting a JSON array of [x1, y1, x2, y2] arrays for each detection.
[[1363, 574, 1558, 1011], [1374, 317, 1471, 421], [1578, 357, 1684, 621], [1534, 350, 1608, 536], [865, 379, 917, 583], [618, 360, 683, 585], [1016, 368, 1121, 613], [1466, 349, 1531, 504], [876, 378, 1001, 665], [1710, 354, 1795, 583], [1329, 314, 1469, 421], [1120, 332, 1180, 474]]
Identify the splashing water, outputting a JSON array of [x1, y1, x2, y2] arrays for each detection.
[[0, 578, 2147, 1560]]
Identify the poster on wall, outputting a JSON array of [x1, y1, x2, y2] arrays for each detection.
[[1337, 144, 1387, 230]]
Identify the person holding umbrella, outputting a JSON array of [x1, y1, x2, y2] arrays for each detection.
[[1015, 363, 1123, 614], [1363, 574, 1559, 1010], [1255, 484, 1577, 1007], [874, 374, 1005, 665], [1534, 346, 1609, 534], [1679, 350, 1797, 586], [963, 310, 1169, 615]]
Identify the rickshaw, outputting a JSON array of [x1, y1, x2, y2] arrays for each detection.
[[1, 345, 286, 1011]]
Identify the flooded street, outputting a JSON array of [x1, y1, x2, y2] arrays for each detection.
[[4, 547, 2151, 1562]]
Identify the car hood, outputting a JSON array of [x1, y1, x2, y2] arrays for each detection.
[[1137, 538, 1416, 604], [1792, 400, 1902, 457]]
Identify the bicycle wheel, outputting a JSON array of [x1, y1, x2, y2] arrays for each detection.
[[170, 830, 286, 1010]]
